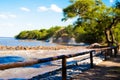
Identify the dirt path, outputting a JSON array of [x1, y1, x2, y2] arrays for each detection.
[[71, 53, 120, 80]]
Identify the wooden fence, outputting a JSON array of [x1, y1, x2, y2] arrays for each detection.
[[0, 46, 118, 80]]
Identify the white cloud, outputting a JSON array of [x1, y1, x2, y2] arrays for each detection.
[[110, 0, 114, 3], [0, 14, 17, 19], [37, 6, 48, 12], [50, 4, 62, 13], [37, 4, 62, 13], [0, 23, 15, 27], [0, 14, 8, 19], [20, 7, 31, 12], [0, 23, 19, 37], [26, 23, 34, 27], [9, 14, 17, 18]]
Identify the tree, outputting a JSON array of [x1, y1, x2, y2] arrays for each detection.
[[64, 25, 74, 37], [47, 26, 62, 37], [15, 31, 29, 39], [63, 0, 120, 46], [15, 26, 63, 40]]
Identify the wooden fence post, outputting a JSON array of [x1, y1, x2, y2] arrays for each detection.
[[110, 48, 113, 57], [90, 51, 93, 68], [104, 50, 107, 61], [114, 46, 118, 57], [62, 56, 67, 80]]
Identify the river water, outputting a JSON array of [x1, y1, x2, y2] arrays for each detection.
[[0, 37, 56, 46]]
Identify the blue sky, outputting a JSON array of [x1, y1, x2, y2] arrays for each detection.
[[0, 0, 116, 37]]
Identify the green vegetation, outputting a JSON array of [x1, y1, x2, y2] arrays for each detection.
[[15, 26, 62, 40], [63, 0, 120, 46], [16, 0, 120, 45]]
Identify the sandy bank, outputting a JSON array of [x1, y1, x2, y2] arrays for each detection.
[[0, 46, 88, 59], [0, 45, 74, 50]]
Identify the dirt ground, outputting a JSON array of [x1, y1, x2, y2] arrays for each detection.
[[71, 53, 120, 80]]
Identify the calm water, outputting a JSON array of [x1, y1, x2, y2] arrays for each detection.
[[0, 37, 56, 46]]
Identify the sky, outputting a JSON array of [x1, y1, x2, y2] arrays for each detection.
[[0, 0, 116, 37]]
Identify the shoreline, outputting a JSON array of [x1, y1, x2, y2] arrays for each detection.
[[0, 45, 75, 50], [0, 46, 89, 59]]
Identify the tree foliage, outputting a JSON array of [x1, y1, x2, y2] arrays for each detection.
[[63, 0, 120, 45], [15, 26, 62, 40]]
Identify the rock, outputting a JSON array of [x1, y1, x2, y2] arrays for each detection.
[[0, 45, 73, 50], [88, 43, 101, 48], [68, 37, 76, 44]]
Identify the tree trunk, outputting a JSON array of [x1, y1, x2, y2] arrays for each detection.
[[105, 28, 112, 46], [105, 28, 118, 47], [104, 16, 120, 47]]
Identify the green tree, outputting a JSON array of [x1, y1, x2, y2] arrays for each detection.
[[64, 25, 74, 37], [63, 0, 120, 46], [16, 31, 29, 39], [47, 26, 62, 37], [15, 26, 63, 40]]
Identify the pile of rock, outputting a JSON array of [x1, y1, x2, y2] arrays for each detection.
[[0, 45, 73, 50], [87, 43, 102, 48]]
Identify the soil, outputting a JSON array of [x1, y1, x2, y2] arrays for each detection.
[[71, 53, 120, 80]]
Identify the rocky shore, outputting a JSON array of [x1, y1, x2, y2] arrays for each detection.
[[0, 45, 73, 50]]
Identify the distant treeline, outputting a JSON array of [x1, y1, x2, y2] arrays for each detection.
[[15, 26, 61, 40], [16, 24, 120, 44]]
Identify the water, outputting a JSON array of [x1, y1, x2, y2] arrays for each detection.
[[0, 37, 57, 46], [0, 56, 25, 64]]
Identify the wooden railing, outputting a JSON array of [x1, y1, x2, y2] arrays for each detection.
[[0, 46, 118, 80]]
